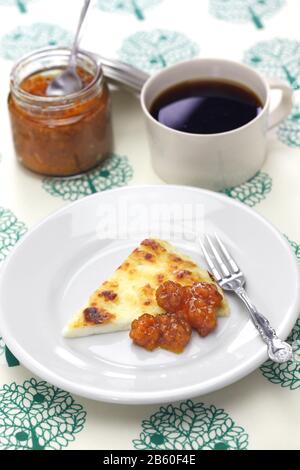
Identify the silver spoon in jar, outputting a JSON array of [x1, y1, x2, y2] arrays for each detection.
[[46, 0, 91, 97]]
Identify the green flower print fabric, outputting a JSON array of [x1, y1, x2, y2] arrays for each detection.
[[133, 400, 248, 450], [97, 0, 161, 20], [0, 23, 72, 61], [244, 38, 300, 90], [209, 0, 285, 29], [222, 172, 272, 207], [43, 154, 133, 201], [0, 378, 86, 450], [0, 0, 33, 13], [119, 29, 199, 73], [0, 207, 25, 368], [277, 104, 300, 148], [260, 318, 300, 390], [0, 342, 20, 367], [0, 207, 27, 262], [286, 236, 300, 262]]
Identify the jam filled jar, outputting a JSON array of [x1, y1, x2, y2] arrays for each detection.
[[8, 48, 113, 176]]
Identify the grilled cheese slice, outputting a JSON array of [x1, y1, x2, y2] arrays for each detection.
[[63, 239, 229, 338]]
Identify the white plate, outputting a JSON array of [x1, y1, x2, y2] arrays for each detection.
[[0, 185, 299, 404]]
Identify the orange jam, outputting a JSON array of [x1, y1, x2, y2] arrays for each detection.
[[20, 67, 94, 96], [130, 281, 222, 353], [8, 49, 113, 176]]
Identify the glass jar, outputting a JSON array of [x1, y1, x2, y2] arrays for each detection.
[[8, 48, 113, 176]]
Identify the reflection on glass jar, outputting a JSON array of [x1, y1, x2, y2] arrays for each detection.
[[8, 48, 113, 176]]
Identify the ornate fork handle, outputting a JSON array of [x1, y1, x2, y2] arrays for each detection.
[[235, 287, 293, 363]]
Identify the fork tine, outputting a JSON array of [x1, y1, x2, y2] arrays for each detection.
[[214, 233, 239, 274], [199, 238, 222, 282], [205, 235, 231, 278]]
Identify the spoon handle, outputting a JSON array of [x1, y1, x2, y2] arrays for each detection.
[[70, 0, 91, 68], [86, 52, 150, 92]]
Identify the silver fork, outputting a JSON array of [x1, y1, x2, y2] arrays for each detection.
[[199, 234, 293, 364]]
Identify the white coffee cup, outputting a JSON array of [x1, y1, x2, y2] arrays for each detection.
[[140, 58, 293, 190]]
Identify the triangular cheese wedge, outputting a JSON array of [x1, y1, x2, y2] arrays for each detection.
[[63, 239, 229, 338]]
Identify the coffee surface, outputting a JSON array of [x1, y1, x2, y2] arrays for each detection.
[[150, 79, 263, 134]]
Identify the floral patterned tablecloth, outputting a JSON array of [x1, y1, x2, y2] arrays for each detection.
[[0, 0, 299, 451]]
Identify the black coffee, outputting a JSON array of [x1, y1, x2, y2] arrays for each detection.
[[150, 79, 263, 134]]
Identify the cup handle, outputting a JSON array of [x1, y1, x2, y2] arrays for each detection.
[[268, 79, 294, 130]]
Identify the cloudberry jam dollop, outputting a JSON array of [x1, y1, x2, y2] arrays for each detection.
[[130, 281, 222, 353]]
